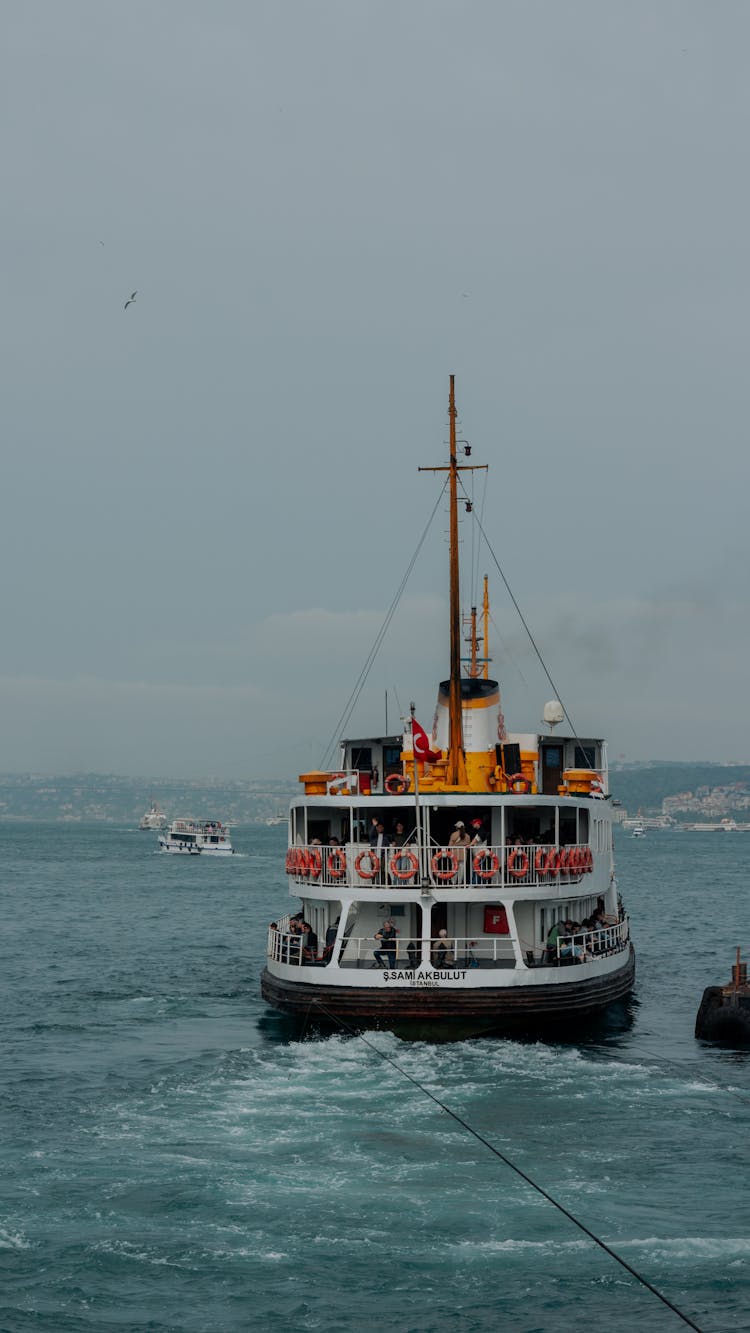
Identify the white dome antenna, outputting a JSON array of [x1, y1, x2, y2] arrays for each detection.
[[543, 700, 564, 729]]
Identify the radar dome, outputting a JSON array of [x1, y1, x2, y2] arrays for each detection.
[[543, 700, 564, 727]]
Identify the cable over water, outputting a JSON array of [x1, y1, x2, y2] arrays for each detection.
[[309, 1001, 705, 1333]]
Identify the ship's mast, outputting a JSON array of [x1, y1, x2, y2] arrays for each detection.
[[420, 375, 487, 787], [482, 574, 490, 680]]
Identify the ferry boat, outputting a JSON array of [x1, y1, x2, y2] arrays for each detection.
[[158, 819, 234, 855], [631, 823, 646, 839], [261, 378, 635, 1038], [139, 800, 167, 831]]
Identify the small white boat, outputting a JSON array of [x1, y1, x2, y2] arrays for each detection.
[[158, 819, 234, 855], [265, 812, 287, 827], [140, 800, 167, 831], [631, 823, 646, 839]]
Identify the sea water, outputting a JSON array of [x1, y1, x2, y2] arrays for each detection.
[[0, 824, 748, 1332]]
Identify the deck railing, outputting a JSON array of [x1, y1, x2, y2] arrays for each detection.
[[285, 841, 594, 890], [266, 921, 629, 970]]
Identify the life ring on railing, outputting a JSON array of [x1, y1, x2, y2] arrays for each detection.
[[327, 848, 347, 879], [355, 849, 380, 880], [302, 847, 322, 877], [285, 848, 296, 874], [431, 849, 459, 880], [507, 773, 531, 794], [543, 847, 560, 875], [472, 850, 500, 880], [590, 776, 605, 798], [583, 847, 593, 873], [385, 773, 408, 795], [534, 847, 548, 874], [507, 848, 529, 878], [558, 847, 570, 872], [567, 847, 581, 874], [389, 849, 419, 881]]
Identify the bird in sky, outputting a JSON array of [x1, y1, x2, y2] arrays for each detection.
[[124, 291, 137, 310]]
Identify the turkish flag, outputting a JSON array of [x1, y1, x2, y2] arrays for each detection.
[[412, 718, 440, 761]]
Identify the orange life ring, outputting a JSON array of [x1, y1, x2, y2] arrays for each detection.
[[534, 847, 547, 874], [558, 847, 571, 872], [327, 848, 347, 879], [543, 847, 560, 875], [385, 773, 408, 795], [567, 846, 581, 873], [507, 848, 530, 878], [355, 849, 380, 880], [389, 849, 419, 881], [472, 850, 500, 880], [583, 847, 593, 872], [507, 773, 531, 794], [285, 848, 296, 874], [431, 848, 459, 880]]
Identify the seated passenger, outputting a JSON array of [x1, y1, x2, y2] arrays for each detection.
[[432, 928, 454, 968], [301, 922, 319, 962]]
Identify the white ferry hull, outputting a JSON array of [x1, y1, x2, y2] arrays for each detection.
[[158, 839, 234, 856], [261, 946, 635, 1039]]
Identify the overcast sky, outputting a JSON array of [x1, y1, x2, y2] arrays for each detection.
[[2, 1, 749, 779]]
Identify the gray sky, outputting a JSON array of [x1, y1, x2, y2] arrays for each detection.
[[2, 0, 749, 778]]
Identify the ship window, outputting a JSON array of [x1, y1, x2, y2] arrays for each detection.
[[559, 811, 577, 845], [574, 745, 596, 770], [351, 747, 372, 771], [307, 821, 330, 843], [383, 745, 401, 775]]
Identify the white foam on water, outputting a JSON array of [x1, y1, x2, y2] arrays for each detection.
[[619, 1235, 750, 1262], [0, 1226, 30, 1250]]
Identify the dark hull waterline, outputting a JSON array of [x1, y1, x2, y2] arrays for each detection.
[[261, 945, 636, 1040]]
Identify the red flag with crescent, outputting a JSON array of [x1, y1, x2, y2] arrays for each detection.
[[412, 718, 440, 762]]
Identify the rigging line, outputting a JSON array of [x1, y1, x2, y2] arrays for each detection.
[[462, 489, 593, 769], [309, 1001, 704, 1333], [487, 609, 529, 687], [318, 483, 448, 770]]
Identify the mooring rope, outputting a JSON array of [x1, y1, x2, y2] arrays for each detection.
[[308, 1001, 704, 1332]]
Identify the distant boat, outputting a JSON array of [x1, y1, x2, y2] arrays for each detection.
[[158, 819, 234, 856], [631, 822, 646, 839], [265, 812, 287, 826], [139, 800, 166, 831]]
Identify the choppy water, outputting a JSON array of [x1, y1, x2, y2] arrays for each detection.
[[1, 824, 749, 1332]]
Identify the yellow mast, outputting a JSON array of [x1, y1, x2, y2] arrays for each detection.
[[419, 375, 487, 787]]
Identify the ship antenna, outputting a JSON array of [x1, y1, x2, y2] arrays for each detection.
[[419, 374, 487, 787]]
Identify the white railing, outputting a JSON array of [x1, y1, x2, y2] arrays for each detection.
[[266, 927, 518, 969], [549, 919, 629, 964], [285, 841, 594, 890], [266, 920, 629, 970]]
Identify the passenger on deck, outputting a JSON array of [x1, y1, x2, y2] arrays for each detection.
[[391, 820, 414, 881], [373, 919, 399, 969], [370, 822, 391, 882], [449, 821, 471, 881], [544, 919, 562, 964], [469, 818, 486, 884], [432, 928, 454, 967], [301, 922, 319, 962], [322, 916, 340, 965], [559, 920, 591, 964]]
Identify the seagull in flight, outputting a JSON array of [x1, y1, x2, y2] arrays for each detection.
[[124, 291, 137, 310]]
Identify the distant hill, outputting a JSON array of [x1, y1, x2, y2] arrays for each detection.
[[609, 763, 750, 815], [0, 773, 297, 824]]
